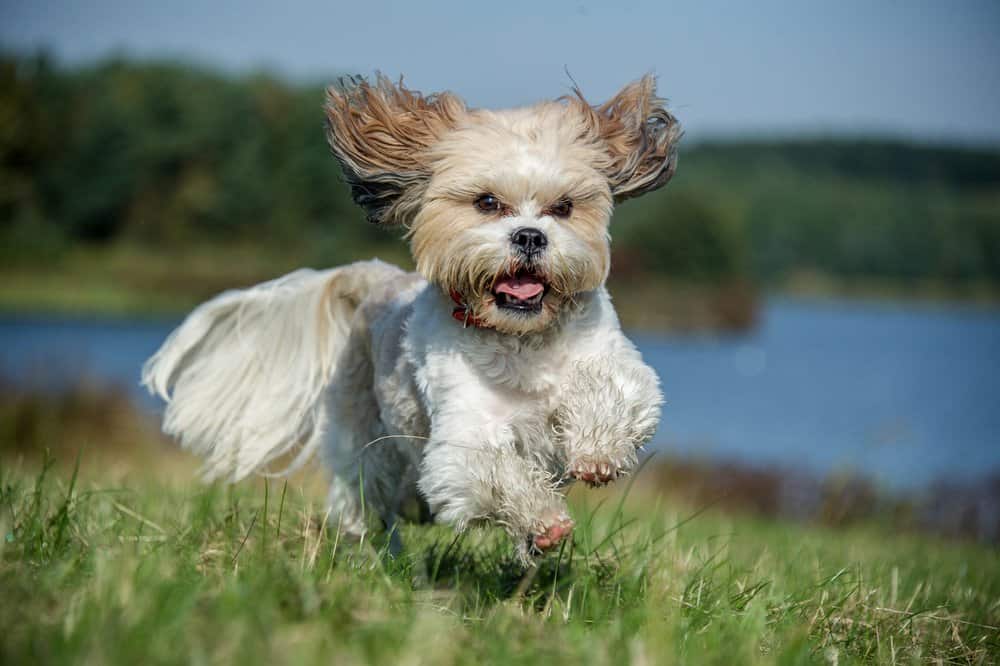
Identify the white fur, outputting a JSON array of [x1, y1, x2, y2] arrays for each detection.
[[142, 260, 401, 480], [144, 263, 662, 560]]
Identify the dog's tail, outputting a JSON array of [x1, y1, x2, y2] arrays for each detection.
[[142, 259, 402, 481]]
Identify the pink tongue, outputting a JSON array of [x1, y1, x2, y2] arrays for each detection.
[[494, 277, 545, 300]]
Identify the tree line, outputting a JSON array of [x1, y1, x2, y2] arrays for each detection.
[[2, 53, 998, 290]]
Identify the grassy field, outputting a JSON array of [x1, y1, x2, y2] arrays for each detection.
[[2, 448, 998, 665], [4, 242, 997, 336], [0, 241, 758, 332]]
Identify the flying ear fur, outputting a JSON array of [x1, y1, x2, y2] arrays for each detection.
[[572, 75, 682, 203], [325, 75, 467, 225]]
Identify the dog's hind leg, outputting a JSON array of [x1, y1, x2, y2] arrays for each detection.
[[325, 475, 367, 539], [322, 320, 419, 551], [321, 322, 385, 539]]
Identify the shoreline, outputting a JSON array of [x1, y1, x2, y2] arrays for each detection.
[[4, 251, 998, 332], [2, 274, 997, 331]]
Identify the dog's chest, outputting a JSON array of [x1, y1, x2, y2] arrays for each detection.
[[398, 285, 605, 431], [404, 328, 573, 427], [471, 340, 567, 397]]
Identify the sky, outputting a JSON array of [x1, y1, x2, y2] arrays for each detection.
[[2, 0, 999, 144]]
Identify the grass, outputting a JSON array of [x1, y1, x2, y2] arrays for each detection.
[[1, 452, 998, 665], [0, 242, 411, 319], [5, 241, 998, 334]]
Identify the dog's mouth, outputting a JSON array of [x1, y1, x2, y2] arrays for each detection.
[[492, 272, 548, 313]]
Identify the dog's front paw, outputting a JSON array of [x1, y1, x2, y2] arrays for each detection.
[[568, 454, 625, 487], [529, 512, 574, 553]]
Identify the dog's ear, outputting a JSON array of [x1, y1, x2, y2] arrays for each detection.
[[325, 75, 467, 225], [582, 75, 682, 203]]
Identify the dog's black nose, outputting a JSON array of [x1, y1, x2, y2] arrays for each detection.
[[511, 227, 547, 254]]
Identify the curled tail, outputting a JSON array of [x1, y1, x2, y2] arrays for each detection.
[[142, 259, 402, 480]]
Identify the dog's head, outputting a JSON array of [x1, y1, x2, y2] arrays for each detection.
[[325, 74, 680, 334]]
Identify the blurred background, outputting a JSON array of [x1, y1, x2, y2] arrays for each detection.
[[1, 1, 998, 541]]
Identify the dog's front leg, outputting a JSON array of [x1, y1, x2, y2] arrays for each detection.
[[555, 352, 663, 487], [417, 421, 573, 562]]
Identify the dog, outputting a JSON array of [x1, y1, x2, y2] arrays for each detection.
[[142, 74, 679, 561]]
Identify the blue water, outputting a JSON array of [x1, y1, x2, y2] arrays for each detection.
[[1, 298, 998, 489]]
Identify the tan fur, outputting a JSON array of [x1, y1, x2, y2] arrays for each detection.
[[325, 74, 680, 335], [410, 104, 615, 334], [324, 75, 467, 226], [566, 75, 682, 202]]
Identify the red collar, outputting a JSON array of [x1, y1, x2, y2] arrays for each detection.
[[449, 289, 490, 329]]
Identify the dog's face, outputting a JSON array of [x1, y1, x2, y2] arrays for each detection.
[[325, 75, 680, 334]]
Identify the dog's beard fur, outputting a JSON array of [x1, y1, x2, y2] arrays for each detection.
[[409, 198, 610, 335]]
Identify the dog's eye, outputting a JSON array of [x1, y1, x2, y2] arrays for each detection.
[[474, 194, 501, 213], [546, 199, 573, 218]]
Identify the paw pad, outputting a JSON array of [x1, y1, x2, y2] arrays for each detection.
[[531, 515, 574, 552]]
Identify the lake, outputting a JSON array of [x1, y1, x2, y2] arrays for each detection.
[[1, 297, 998, 490]]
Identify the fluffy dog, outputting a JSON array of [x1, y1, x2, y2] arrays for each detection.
[[143, 74, 680, 561]]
